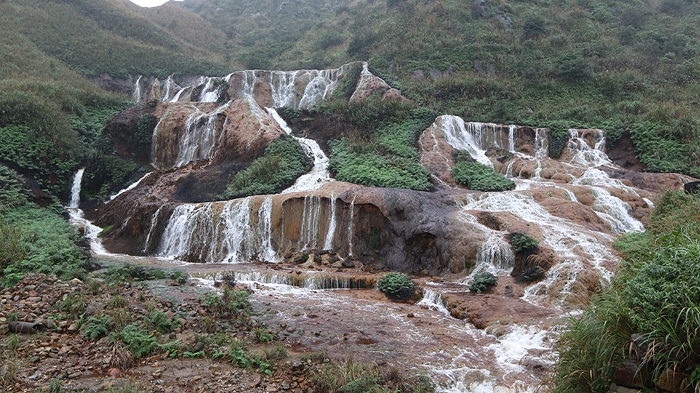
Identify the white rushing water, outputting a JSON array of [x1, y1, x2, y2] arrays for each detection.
[[108, 172, 152, 202], [265, 107, 333, 193], [66, 168, 109, 255], [132, 75, 143, 103], [567, 129, 612, 167], [157, 197, 280, 263], [323, 193, 338, 251], [174, 103, 229, 168]]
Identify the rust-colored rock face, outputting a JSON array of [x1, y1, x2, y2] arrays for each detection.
[[148, 99, 284, 170]]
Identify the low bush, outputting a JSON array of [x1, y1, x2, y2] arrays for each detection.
[[469, 272, 498, 293], [451, 162, 514, 192], [200, 287, 251, 318], [509, 232, 539, 253], [221, 135, 312, 199], [377, 272, 415, 300], [81, 315, 113, 340], [112, 324, 159, 359]]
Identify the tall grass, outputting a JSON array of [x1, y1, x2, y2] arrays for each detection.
[[554, 191, 700, 392]]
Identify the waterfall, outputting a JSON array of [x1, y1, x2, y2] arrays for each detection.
[[348, 194, 356, 257], [567, 129, 612, 167], [143, 205, 164, 253], [257, 197, 279, 262], [270, 71, 299, 108], [265, 107, 333, 193], [508, 125, 517, 153], [108, 172, 151, 202], [534, 128, 549, 159], [132, 76, 143, 103], [461, 191, 618, 303], [300, 195, 322, 250], [69, 168, 85, 208], [162, 75, 180, 102], [156, 197, 280, 263], [66, 169, 109, 255], [173, 103, 229, 168], [471, 234, 516, 276], [199, 77, 220, 102], [323, 194, 337, 250], [217, 198, 255, 263], [417, 288, 450, 315], [437, 116, 494, 168], [298, 69, 341, 109], [241, 70, 257, 99], [158, 204, 216, 261]]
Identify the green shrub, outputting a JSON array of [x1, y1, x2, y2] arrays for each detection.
[[469, 272, 498, 293], [510, 232, 539, 253], [81, 315, 113, 340], [200, 287, 251, 318], [113, 324, 159, 359], [377, 272, 415, 300], [451, 162, 515, 192], [148, 310, 179, 334], [329, 139, 432, 191], [221, 135, 312, 199]]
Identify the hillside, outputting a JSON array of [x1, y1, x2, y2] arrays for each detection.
[[174, 0, 700, 177]]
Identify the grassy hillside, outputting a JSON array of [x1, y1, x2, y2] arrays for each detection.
[[177, 0, 700, 177]]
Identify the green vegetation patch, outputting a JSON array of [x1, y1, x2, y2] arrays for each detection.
[[469, 272, 498, 293], [324, 99, 435, 191], [0, 171, 88, 287], [377, 272, 415, 300], [221, 135, 313, 199], [452, 162, 514, 192], [509, 232, 539, 253], [554, 191, 700, 392]]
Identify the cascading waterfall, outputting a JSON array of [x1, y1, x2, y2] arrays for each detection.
[[109, 172, 151, 201], [298, 69, 341, 109], [162, 76, 180, 102], [460, 191, 618, 303], [567, 129, 612, 167], [257, 197, 279, 262], [534, 128, 549, 159], [174, 103, 229, 168], [323, 194, 337, 251], [438, 116, 494, 168], [300, 195, 322, 251], [508, 125, 517, 153], [132, 76, 143, 103], [241, 70, 257, 99], [157, 197, 280, 263], [217, 198, 255, 263], [69, 168, 85, 208], [348, 195, 356, 257], [270, 71, 299, 108], [158, 204, 216, 261], [472, 234, 516, 276], [143, 205, 164, 253], [66, 169, 108, 255], [417, 288, 450, 315], [199, 77, 220, 102], [265, 107, 333, 193]]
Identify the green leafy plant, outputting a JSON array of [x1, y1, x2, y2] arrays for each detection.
[[451, 161, 515, 192], [469, 272, 498, 293], [112, 324, 159, 359], [510, 232, 539, 253], [221, 135, 312, 199], [377, 272, 415, 300], [81, 315, 113, 340]]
